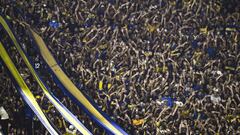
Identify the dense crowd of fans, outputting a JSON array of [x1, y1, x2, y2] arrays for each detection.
[[0, 0, 240, 134]]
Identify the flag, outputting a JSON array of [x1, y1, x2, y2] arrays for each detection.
[[200, 27, 208, 34], [99, 81, 103, 90], [132, 119, 144, 126]]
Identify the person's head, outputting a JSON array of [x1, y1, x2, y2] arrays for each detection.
[[69, 125, 75, 131]]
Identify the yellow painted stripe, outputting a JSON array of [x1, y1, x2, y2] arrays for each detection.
[[29, 26, 125, 135], [0, 16, 91, 135], [0, 42, 58, 135]]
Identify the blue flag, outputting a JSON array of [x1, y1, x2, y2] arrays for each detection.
[[49, 20, 60, 28]]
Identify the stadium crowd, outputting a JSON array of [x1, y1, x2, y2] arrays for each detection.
[[0, 0, 240, 134]]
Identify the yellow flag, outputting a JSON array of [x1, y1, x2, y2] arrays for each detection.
[[144, 52, 153, 57], [107, 83, 112, 89], [99, 81, 103, 90], [226, 27, 236, 32], [115, 75, 120, 81], [128, 104, 136, 108], [181, 110, 189, 117], [99, 44, 108, 50], [132, 119, 144, 126], [225, 66, 235, 71], [82, 38, 87, 43], [200, 27, 208, 34], [162, 66, 168, 73], [6, 15, 11, 20], [147, 24, 157, 33]]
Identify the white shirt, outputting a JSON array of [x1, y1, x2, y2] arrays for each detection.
[[175, 101, 183, 107], [0, 107, 9, 120], [66, 128, 77, 135], [210, 95, 221, 104]]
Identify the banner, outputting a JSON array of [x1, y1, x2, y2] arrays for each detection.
[[27, 22, 128, 135], [0, 15, 92, 135], [0, 41, 59, 135]]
